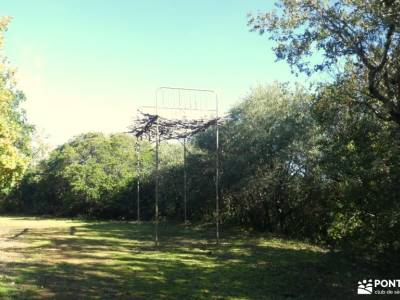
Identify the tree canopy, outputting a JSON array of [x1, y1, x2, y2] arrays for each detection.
[[0, 17, 32, 194], [248, 0, 400, 125], [16, 133, 152, 217]]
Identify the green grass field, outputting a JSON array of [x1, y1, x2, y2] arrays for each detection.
[[0, 217, 377, 299]]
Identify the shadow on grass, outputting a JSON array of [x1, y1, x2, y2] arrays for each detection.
[[0, 221, 380, 300]]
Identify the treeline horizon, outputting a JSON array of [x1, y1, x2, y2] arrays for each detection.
[[3, 82, 399, 270]]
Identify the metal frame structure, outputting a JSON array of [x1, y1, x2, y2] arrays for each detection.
[[131, 87, 220, 245]]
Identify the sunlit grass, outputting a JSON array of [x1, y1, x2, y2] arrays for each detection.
[[0, 216, 376, 299]]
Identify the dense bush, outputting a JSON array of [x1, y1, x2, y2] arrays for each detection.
[[312, 80, 400, 261], [14, 133, 152, 217]]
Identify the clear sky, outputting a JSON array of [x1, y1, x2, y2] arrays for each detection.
[[2, 0, 297, 146]]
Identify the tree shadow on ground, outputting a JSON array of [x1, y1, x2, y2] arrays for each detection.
[[0, 221, 382, 300]]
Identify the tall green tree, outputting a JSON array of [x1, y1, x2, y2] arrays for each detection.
[[248, 0, 400, 125], [0, 17, 32, 194], [195, 84, 326, 236], [312, 78, 400, 260]]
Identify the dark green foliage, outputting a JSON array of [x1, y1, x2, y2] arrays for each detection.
[[14, 133, 153, 218], [312, 80, 400, 261]]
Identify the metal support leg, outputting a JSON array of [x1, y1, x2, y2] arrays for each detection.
[[136, 141, 140, 222], [216, 96, 220, 245], [183, 138, 187, 224]]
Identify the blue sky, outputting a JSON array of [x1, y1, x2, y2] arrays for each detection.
[[2, 0, 297, 146]]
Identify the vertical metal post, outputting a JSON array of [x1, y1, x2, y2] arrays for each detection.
[[155, 92, 160, 246], [215, 94, 220, 245], [183, 137, 187, 224], [136, 141, 140, 222]]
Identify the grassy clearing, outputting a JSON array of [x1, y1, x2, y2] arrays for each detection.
[[0, 216, 378, 299]]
